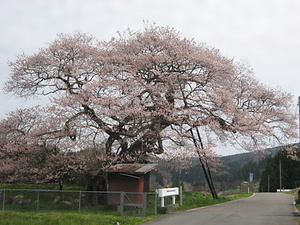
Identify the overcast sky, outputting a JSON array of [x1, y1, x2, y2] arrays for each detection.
[[1, 0, 300, 155]]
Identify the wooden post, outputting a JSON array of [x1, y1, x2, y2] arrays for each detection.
[[138, 176, 144, 204], [2, 190, 5, 211], [142, 192, 147, 217], [78, 191, 82, 212], [119, 192, 124, 216], [154, 190, 158, 215], [179, 186, 183, 206], [36, 190, 40, 211]]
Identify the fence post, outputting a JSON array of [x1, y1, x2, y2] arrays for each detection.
[[78, 191, 82, 212], [142, 193, 147, 217], [180, 186, 183, 206], [2, 189, 5, 211], [154, 191, 157, 215], [36, 190, 40, 211], [119, 192, 124, 216]]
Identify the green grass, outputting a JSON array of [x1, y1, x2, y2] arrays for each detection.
[[0, 192, 252, 225], [177, 191, 253, 211], [289, 188, 300, 225], [0, 211, 156, 225], [226, 192, 254, 199], [0, 184, 253, 224], [295, 194, 300, 225]]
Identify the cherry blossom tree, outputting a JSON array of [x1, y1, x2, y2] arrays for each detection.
[[0, 107, 86, 189], [2, 25, 297, 194]]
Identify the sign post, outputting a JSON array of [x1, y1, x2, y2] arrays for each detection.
[[157, 187, 179, 207]]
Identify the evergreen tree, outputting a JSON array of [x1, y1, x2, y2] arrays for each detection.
[[260, 157, 277, 192], [259, 145, 300, 192]]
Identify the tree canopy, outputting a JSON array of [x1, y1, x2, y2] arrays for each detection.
[[1, 25, 297, 186]]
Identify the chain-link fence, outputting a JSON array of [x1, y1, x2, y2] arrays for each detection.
[[0, 189, 161, 216]]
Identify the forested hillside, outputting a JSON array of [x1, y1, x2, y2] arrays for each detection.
[[259, 143, 300, 192], [154, 146, 281, 192]]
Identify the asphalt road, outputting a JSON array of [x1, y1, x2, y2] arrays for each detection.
[[143, 193, 298, 225]]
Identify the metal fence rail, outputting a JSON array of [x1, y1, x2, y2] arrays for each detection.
[[0, 189, 161, 217]]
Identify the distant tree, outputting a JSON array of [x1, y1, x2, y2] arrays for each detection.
[[259, 145, 300, 192], [2, 25, 297, 195], [154, 171, 164, 187], [172, 179, 180, 188]]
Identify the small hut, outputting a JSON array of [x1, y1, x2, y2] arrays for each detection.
[[106, 163, 157, 205]]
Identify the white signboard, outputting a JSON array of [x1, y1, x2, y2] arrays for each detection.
[[158, 187, 179, 197], [157, 187, 179, 207]]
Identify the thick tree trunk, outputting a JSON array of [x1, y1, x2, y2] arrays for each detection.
[[85, 173, 108, 206]]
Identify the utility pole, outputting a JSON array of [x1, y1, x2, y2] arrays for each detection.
[[279, 160, 282, 192], [268, 175, 270, 193], [298, 96, 300, 142]]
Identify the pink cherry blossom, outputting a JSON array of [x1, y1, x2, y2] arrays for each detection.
[[1, 25, 297, 189]]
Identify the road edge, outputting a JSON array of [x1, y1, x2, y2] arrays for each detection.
[[186, 193, 256, 212]]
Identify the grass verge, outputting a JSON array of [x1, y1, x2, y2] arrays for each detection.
[[0, 185, 253, 225], [0, 211, 157, 225], [295, 194, 300, 225], [176, 191, 253, 211], [290, 188, 300, 225]]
